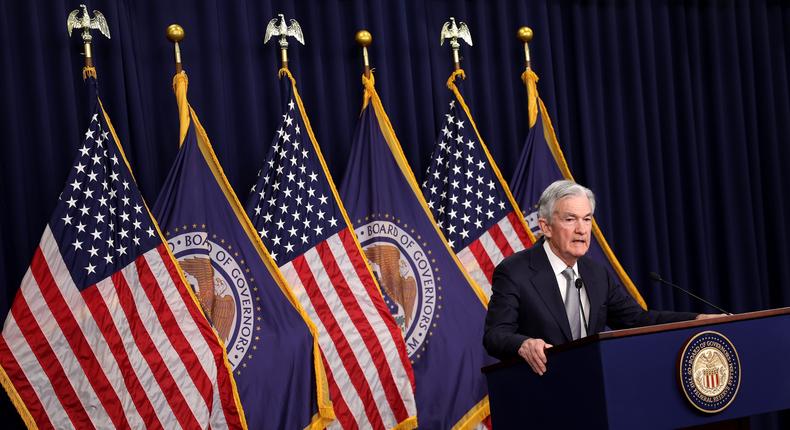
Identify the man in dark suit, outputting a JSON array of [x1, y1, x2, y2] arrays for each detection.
[[484, 180, 713, 375]]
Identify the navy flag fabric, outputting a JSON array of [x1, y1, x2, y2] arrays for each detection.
[[422, 70, 534, 298], [340, 74, 494, 429], [510, 68, 647, 308], [246, 69, 417, 430], [153, 72, 332, 429], [0, 69, 245, 428]]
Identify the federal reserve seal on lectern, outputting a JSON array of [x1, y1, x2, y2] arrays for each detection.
[[678, 331, 741, 413]]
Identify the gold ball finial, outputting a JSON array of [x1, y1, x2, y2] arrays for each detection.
[[517, 26, 533, 44], [166, 24, 185, 43], [355, 30, 373, 47]]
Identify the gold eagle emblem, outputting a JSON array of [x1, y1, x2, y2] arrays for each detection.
[[180, 256, 235, 342], [364, 244, 417, 328]]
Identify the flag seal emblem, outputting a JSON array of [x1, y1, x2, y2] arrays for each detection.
[[523, 205, 541, 237], [355, 215, 441, 360], [167, 229, 260, 371], [678, 330, 741, 413]]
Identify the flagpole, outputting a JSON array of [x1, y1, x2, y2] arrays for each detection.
[[517, 26, 533, 70], [518, 26, 539, 128], [83, 37, 94, 69], [166, 24, 185, 73], [279, 37, 289, 70], [355, 30, 372, 78], [166, 24, 191, 145]]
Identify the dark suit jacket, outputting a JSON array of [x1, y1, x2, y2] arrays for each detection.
[[483, 242, 698, 360]]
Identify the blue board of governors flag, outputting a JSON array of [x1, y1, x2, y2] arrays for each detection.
[[0, 70, 245, 428], [510, 68, 647, 308], [339, 74, 494, 429], [153, 72, 332, 429]]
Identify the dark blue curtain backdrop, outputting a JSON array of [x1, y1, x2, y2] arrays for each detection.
[[2, 0, 790, 427]]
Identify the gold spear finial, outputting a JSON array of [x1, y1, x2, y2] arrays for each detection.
[[355, 30, 373, 78], [264, 14, 305, 70], [517, 26, 533, 69], [66, 4, 111, 69], [166, 24, 185, 73]]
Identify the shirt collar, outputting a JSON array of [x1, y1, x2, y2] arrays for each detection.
[[542, 240, 579, 277]]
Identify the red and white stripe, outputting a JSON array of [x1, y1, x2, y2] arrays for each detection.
[[456, 211, 533, 297], [706, 372, 720, 389], [279, 228, 417, 430], [0, 226, 243, 429]]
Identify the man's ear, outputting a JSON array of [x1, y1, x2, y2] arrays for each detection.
[[538, 217, 551, 239]]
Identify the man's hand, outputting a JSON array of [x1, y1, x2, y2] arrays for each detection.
[[518, 338, 552, 376], [695, 313, 728, 320]]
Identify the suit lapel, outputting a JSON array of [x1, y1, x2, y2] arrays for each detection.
[[579, 258, 602, 333], [529, 247, 573, 342]]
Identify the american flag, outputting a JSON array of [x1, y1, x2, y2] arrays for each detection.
[[422, 75, 534, 297], [0, 75, 244, 429], [246, 70, 416, 430]]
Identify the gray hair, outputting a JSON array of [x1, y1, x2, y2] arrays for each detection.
[[538, 180, 596, 222]]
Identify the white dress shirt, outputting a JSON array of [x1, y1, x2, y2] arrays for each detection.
[[543, 241, 590, 337]]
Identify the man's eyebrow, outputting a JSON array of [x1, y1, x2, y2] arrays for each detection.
[[557, 212, 593, 217]]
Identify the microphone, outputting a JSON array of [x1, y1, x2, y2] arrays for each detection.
[[648, 272, 732, 315], [574, 277, 589, 333]]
